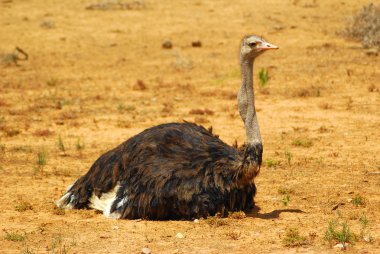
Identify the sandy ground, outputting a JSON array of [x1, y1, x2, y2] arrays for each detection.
[[0, 0, 379, 253]]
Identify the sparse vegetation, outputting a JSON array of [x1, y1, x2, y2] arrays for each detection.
[[34, 129, 54, 137], [0, 140, 5, 152], [47, 235, 72, 254], [359, 214, 372, 242], [228, 211, 246, 219], [5, 128, 21, 137], [46, 78, 59, 87], [37, 149, 47, 167], [266, 158, 280, 168], [318, 125, 329, 133], [226, 231, 241, 240], [342, 3, 380, 48], [282, 228, 308, 247], [259, 68, 269, 87], [53, 206, 66, 215], [206, 216, 229, 227], [117, 103, 126, 112], [292, 138, 313, 148], [284, 149, 293, 165], [58, 136, 66, 154], [351, 195, 365, 207], [75, 138, 85, 151], [4, 231, 26, 242], [21, 247, 35, 254], [278, 187, 295, 195], [282, 194, 291, 206], [15, 201, 33, 212], [324, 220, 357, 249]]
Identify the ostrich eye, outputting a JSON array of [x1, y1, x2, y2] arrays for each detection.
[[248, 41, 257, 47]]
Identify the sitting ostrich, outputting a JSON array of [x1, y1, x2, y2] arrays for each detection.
[[56, 35, 278, 219]]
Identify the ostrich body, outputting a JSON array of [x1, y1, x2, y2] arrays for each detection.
[[56, 36, 278, 220]]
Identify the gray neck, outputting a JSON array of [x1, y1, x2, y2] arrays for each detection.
[[237, 57, 262, 145]]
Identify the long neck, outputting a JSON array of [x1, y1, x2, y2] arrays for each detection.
[[237, 57, 262, 146]]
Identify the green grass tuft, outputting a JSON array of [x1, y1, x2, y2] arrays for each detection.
[[351, 195, 365, 206], [4, 232, 26, 242], [75, 138, 85, 151], [37, 150, 46, 166], [266, 158, 280, 168], [58, 135, 66, 154], [259, 68, 269, 87], [282, 228, 308, 247], [324, 220, 357, 249], [292, 138, 313, 148]]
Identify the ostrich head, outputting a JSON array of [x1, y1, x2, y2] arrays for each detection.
[[240, 35, 278, 60]]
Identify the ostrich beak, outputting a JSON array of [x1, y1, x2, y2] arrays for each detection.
[[260, 42, 279, 50]]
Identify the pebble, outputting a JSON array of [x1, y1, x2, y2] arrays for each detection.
[[162, 40, 173, 49], [334, 243, 348, 249], [112, 226, 119, 230], [193, 219, 199, 223], [363, 236, 371, 242], [141, 247, 151, 254], [175, 232, 185, 239], [191, 40, 202, 47]]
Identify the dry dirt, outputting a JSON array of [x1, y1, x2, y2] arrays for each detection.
[[0, 0, 379, 253]]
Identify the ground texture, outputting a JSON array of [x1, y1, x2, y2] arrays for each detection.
[[0, 0, 379, 253]]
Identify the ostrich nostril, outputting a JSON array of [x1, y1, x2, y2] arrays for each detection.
[[266, 44, 271, 47]]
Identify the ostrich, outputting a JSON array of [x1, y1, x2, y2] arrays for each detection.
[[56, 35, 278, 220]]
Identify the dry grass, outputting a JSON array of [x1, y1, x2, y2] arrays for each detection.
[[342, 3, 380, 48]]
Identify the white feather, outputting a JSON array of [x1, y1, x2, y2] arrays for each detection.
[[89, 184, 122, 218]]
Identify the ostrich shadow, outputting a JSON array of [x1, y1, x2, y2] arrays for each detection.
[[246, 206, 305, 219]]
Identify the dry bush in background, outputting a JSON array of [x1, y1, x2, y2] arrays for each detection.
[[343, 3, 380, 48]]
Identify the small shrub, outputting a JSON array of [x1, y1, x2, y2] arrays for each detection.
[[292, 138, 313, 148], [342, 3, 380, 48], [282, 228, 308, 247], [4, 231, 26, 242], [259, 68, 269, 87], [324, 220, 357, 249], [351, 195, 365, 206]]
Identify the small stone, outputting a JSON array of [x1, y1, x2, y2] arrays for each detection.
[[363, 236, 371, 242], [334, 243, 348, 249], [193, 219, 199, 223], [112, 225, 119, 230], [175, 232, 185, 239], [141, 247, 151, 254], [191, 40, 202, 47], [172, 249, 179, 254], [162, 40, 173, 49]]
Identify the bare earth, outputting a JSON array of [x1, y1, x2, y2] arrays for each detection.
[[0, 0, 379, 253]]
